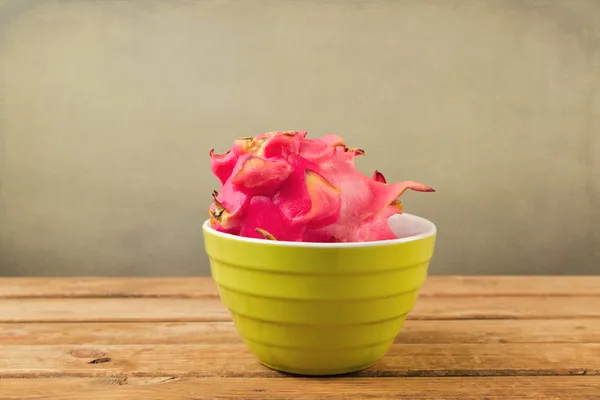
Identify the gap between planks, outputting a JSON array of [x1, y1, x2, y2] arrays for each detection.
[[0, 296, 599, 323], [0, 343, 598, 378], [2, 376, 600, 400], [1, 319, 599, 345], [1, 276, 599, 298]]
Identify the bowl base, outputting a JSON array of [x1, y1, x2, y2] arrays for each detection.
[[260, 361, 374, 376]]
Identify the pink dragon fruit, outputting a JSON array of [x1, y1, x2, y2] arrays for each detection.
[[208, 131, 434, 242]]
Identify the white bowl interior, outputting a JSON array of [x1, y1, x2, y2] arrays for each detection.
[[203, 213, 436, 248]]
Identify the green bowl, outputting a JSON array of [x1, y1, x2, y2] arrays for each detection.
[[202, 214, 436, 376]]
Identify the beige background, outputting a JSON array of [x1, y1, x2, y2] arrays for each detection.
[[0, 0, 599, 276]]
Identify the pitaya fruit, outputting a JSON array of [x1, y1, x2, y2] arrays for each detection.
[[208, 131, 434, 242]]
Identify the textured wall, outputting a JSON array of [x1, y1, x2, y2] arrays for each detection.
[[1, 0, 599, 276]]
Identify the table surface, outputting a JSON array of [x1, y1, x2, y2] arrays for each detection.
[[1, 276, 599, 399]]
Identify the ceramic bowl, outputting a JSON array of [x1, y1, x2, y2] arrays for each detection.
[[202, 213, 436, 375]]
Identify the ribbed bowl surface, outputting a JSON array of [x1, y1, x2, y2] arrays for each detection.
[[203, 215, 436, 376]]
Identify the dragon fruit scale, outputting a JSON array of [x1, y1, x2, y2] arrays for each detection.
[[208, 131, 434, 243]]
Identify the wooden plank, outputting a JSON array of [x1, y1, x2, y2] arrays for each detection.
[[1, 276, 599, 299], [1, 319, 599, 345], [422, 276, 600, 297], [399, 319, 600, 344], [0, 298, 230, 322], [0, 343, 598, 378], [410, 296, 600, 320], [1, 296, 599, 323], [0, 278, 216, 299], [2, 377, 600, 400]]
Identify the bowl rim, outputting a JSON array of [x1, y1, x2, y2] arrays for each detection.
[[202, 213, 436, 248]]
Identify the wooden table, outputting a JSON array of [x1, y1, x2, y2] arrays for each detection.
[[1, 276, 599, 399]]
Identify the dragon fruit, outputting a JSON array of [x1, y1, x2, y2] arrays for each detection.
[[208, 131, 434, 242]]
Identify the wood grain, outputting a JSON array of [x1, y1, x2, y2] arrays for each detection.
[[1, 296, 599, 323], [1, 343, 598, 378], [1, 319, 599, 345], [1, 276, 598, 298], [2, 377, 600, 400]]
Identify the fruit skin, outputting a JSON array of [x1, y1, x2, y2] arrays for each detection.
[[209, 131, 434, 242]]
